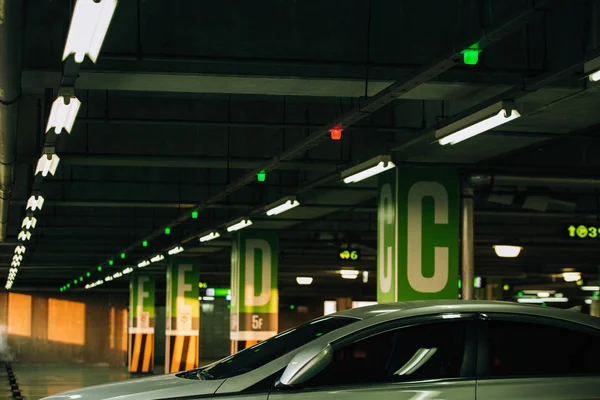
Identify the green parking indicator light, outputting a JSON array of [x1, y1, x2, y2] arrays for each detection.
[[257, 170, 266, 182], [541, 302, 547, 307], [108, 260, 114, 266], [142, 240, 148, 247], [165, 227, 171, 235], [594, 292, 599, 299], [97, 266, 102, 272], [289, 304, 295, 310], [86, 272, 91, 278], [517, 291, 524, 297], [191, 210, 198, 219], [67, 283, 70, 288], [462, 43, 481, 65], [79, 276, 83, 282], [73, 279, 78, 284], [120, 253, 126, 259], [227, 304, 231, 309]]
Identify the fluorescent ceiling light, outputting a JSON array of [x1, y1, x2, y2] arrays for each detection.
[[199, 231, 220, 242], [13, 255, 22, 263], [340, 269, 359, 279], [167, 246, 184, 256], [563, 272, 581, 283], [122, 267, 133, 274], [46, 95, 81, 134], [113, 272, 122, 278], [493, 245, 522, 258], [14, 246, 25, 255], [296, 277, 313, 285], [137, 260, 150, 268], [582, 286, 600, 291], [26, 195, 45, 211], [517, 297, 569, 304], [18, 231, 31, 241], [342, 155, 396, 184], [35, 154, 60, 177], [10, 261, 20, 268], [226, 218, 253, 233], [437, 101, 521, 146], [537, 292, 550, 298], [150, 254, 164, 263], [362, 271, 369, 283], [63, 0, 118, 63], [202, 296, 215, 301], [105, 276, 113, 282], [266, 196, 300, 216], [22, 216, 37, 230], [584, 56, 600, 82], [586, 299, 593, 305]]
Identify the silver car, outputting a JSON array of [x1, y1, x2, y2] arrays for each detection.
[[44, 300, 600, 400]]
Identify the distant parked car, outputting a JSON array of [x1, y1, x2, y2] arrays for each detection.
[[44, 300, 600, 400]]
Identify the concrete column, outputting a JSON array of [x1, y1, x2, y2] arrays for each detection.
[[461, 186, 475, 300], [165, 258, 199, 373], [377, 167, 460, 302], [230, 230, 278, 354], [336, 297, 353, 311], [128, 274, 155, 374], [591, 299, 600, 317]]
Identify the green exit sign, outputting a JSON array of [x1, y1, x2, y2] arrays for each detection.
[[339, 249, 360, 261], [568, 224, 600, 239]]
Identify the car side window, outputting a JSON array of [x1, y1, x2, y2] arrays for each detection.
[[485, 320, 600, 377], [303, 320, 468, 388]]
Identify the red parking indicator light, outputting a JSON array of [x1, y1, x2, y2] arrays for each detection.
[[330, 125, 342, 140]]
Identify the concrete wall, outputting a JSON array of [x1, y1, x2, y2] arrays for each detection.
[[0, 292, 128, 366]]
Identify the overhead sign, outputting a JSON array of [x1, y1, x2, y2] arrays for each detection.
[[567, 225, 600, 239], [338, 249, 360, 261]]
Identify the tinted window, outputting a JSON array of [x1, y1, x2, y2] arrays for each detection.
[[202, 316, 357, 379], [305, 320, 468, 387], [486, 320, 600, 377]]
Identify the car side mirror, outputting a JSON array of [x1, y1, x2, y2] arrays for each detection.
[[275, 344, 333, 389]]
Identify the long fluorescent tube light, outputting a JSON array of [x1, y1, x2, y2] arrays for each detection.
[[22, 217, 37, 230], [113, 272, 123, 279], [122, 267, 133, 274], [62, 0, 118, 63], [35, 154, 60, 177], [493, 245, 522, 258], [562, 272, 581, 283], [14, 246, 25, 255], [296, 277, 313, 285], [46, 95, 81, 134], [341, 155, 396, 184], [517, 297, 569, 304], [137, 260, 150, 268], [437, 101, 520, 146], [168, 246, 184, 256], [266, 196, 300, 216], [150, 254, 164, 263], [340, 269, 359, 280], [18, 231, 31, 241], [582, 286, 600, 291], [199, 231, 220, 242], [26, 195, 45, 211], [105, 276, 113, 282], [226, 218, 253, 233]]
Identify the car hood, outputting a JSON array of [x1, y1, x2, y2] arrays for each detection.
[[41, 373, 225, 400]]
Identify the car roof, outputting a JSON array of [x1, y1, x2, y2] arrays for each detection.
[[334, 300, 600, 329]]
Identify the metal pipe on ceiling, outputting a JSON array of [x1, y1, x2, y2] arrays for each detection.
[[469, 174, 600, 188], [0, 1, 24, 242]]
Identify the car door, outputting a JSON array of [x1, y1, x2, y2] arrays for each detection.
[[476, 312, 600, 400], [268, 313, 477, 400]]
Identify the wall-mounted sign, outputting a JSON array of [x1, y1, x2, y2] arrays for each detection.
[[338, 249, 360, 261], [568, 225, 600, 239]]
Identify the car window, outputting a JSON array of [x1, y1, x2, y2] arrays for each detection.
[[201, 316, 357, 379], [303, 320, 468, 388], [485, 320, 600, 377]]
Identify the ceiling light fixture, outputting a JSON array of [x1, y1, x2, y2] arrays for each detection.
[[150, 254, 164, 263], [584, 56, 600, 82], [46, 94, 81, 134], [199, 231, 220, 242], [18, 231, 31, 241], [14, 246, 25, 255], [266, 196, 300, 216], [13, 255, 22, 263], [226, 218, 253, 233], [340, 269, 360, 280], [62, 0, 118, 63], [582, 286, 600, 291], [168, 246, 184, 256], [563, 272, 581, 283], [122, 267, 133, 274], [517, 297, 569, 304], [493, 245, 522, 258], [26, 195, 45, 211], [437, 101, 521, 146], [35, 154, 60, 177], [137, 260, 150, 268], [341, 155, 396, 184], [296, 277, 313, 285]]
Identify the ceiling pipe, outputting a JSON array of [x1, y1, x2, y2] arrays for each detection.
[[0, 1, 24, 242], [469, 174, 600, 188]]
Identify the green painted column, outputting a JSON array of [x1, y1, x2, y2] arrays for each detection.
[[128, 274, 155, 374], [230, 230, 278, 352], [377, 167, 460, 302], [165, 257, 199, 373]]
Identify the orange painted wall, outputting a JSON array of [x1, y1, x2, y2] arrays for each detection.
[[0, 292, 128, 365]]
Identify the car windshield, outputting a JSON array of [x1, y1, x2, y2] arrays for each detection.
[[201, 316, 358, 379]]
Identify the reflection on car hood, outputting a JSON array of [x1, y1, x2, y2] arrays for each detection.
[[41, 373, 225, 400]]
